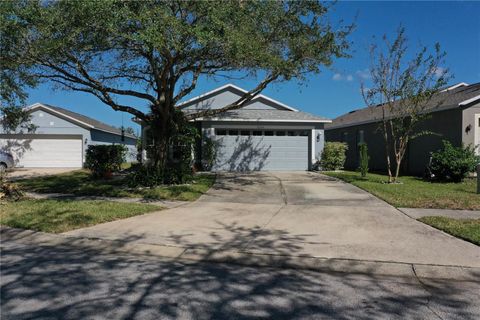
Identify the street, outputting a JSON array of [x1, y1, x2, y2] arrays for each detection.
[[1, 235, 479, 320]]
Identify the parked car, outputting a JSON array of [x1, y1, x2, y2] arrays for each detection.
[[0, 151, 15, 172]]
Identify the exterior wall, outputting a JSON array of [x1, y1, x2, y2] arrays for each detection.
[[90, 129, 137, 162], [325, 108, 463, 176], [181, 88, 285, 111], [1, 108, 138, 163], [462, 103, 480, 153]]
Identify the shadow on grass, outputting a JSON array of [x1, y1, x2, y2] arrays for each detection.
[[1, 225, 479, 319]]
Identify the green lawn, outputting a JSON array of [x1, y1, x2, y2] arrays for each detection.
[[16, 170, 216, 201], [0, 199, 160, 233], [418, 216, 480, 246], [323, 171, 479, 210]]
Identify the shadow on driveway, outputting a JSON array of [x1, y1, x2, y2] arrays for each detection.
[[1, 226, 479, 319]]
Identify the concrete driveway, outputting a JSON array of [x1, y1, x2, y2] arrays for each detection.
[[66, 172, 480, 267]]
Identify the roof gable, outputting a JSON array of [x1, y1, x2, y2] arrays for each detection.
[[178, 84, 298, 112], [27, 103, 136, 138]]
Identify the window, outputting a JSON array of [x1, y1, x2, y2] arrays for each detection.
[[276, 131, 286, 136], [264, 131, 274, 136], [298, 130, 309, 136], [252, 131, 262, 136], [228, 130, 239, 136], [240, 130, 250, 136], [287, 131, 296, 136], [215, 129, 227, 136]]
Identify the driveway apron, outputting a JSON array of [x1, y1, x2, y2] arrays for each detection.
[[65, 172, 480, 267]]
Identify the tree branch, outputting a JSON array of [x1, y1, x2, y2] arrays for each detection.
[[185, 74, 279, 120]]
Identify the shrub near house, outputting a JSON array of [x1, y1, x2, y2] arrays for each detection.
[[319, 142, 348, 171], [85, 145, 126, 179]]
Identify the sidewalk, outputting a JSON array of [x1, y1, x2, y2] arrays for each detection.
[[399, 208, 480, 219], [2, 226, 478, 281]]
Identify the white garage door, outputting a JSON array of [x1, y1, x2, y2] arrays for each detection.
[[0, 136, 82, 168], [211, 129, 309, 171]]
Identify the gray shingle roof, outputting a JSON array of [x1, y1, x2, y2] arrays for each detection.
[[191, 109, 330, 122], [326, 82, 480, 130], [42, 104, 137, 138]]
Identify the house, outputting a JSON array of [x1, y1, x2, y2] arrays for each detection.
[[325, 82, 480, 175], [0, 103, 138, 168], [141, 84, 331, 171]]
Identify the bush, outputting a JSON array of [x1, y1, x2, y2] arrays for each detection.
[[319, 142, 348, 171], [358, 143, 369, 177], [85, 145, 126, 179], [428, 140, 480, 182]]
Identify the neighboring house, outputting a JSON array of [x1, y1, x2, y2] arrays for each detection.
[[141, 84, 331, 171], [325, 82, 480, 175], [0, 103, 137, 168]]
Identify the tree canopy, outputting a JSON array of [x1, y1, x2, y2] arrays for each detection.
[[1, 0, 352, 174]]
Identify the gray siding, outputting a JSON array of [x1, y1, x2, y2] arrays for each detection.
[[462, 103, 480, 149], [1, 108, 138, 163], [325, 108, 464, 175], [90, 129, 137, 162], [181, 87, 287, 111]]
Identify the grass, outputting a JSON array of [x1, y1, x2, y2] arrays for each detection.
[[418, 216, 480, 246], [0, 199, 160, 233], [16, 170, 216, 201], [323, 170, 479, 210]]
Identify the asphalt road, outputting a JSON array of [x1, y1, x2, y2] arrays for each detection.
[[1, 237, 479, 320]]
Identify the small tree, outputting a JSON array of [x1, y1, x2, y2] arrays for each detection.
[[358, 143, 369, 177], [320, 142, 348, 171], [362, 27, 449, 183]]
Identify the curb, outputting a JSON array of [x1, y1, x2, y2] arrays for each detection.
[[2, 226, 479, 282]]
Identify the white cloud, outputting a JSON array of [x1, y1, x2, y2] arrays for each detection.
[[434, 67, 446, 78], [332, 73, 354, 82], [356, 69, 371, 80], [333, 73, 342, 81]]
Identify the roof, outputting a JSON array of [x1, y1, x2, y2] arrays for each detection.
[[193, 109, 331, 123], [28, 103, 136, 138], [178, 83, 299, 111], [326, 82, 480, 130]]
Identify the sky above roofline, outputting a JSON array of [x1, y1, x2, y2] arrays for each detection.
[[24, 1, 480, 134]]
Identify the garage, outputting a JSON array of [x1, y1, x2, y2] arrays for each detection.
[[211, 129, 309, 171], [0, 135, 83, 168]]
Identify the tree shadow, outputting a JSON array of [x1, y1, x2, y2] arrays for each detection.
[[213, 136, 271, 172], [0, 138, 34, 167], [1, 226, 479, 319]]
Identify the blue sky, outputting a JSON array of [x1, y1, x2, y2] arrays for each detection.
[[25, 1, 480, 133]]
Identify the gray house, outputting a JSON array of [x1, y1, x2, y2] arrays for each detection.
[[0, 103, 137, 168], [325, 82, 480, 175], [141, 84, 331, 171]]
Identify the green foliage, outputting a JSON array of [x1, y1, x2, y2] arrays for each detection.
[[201, 136, 219, 171], [320, 142, 348, 171], [418, 216, 480, 246], [362, 26, 450, 182], [85, 145, 126, 179], [358, 143, 369, 177], [1, 0, 351, 182], [428, 140, 480, 182]]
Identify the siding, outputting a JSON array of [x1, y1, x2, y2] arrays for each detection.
[[325, 108, 463, 176]]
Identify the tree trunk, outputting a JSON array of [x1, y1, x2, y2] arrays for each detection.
[[382, 121, 393, 183], [147, 113, 171, 174]]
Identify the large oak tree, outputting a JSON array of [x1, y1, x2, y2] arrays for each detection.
[[1, 0, 351, 172]]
